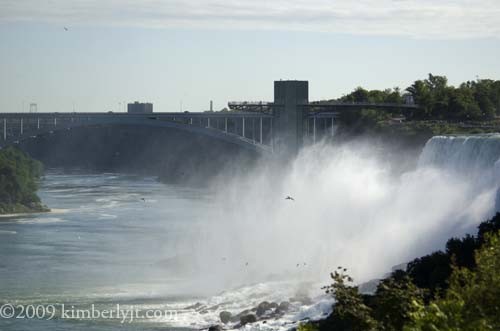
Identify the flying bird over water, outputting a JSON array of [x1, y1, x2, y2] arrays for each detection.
[[285, 196, 295, 201], [64, 27, 68, 31]]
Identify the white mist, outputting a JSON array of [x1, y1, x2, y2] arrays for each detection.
[[189, 136, 499, 293]]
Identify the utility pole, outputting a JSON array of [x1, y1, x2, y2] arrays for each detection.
[[29, 103, 37, 113]]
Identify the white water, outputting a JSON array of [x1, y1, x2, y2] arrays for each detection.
[[178, 135, 500, 329]]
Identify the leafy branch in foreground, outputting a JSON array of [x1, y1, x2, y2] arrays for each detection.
[[310, 214, 500, 331], [321, 267, 379, 331], [406, 231, 500, 331], [371, 271, 425, 331]]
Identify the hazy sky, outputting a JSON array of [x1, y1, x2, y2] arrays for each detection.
[[1, 0, 500, 112]]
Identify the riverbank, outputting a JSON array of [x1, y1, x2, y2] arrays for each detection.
[[0, 202, 50, 216]]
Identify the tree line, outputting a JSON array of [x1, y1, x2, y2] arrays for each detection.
[[337, 74, 500, 121], [300, 213, 500, 331]]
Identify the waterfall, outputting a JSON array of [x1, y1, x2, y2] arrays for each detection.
[[418, 134, 500, 212], [179, 135, 500, 295], [418, 134, 500, 174]]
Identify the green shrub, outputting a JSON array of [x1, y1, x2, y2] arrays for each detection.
[[0, 147, 45, 212], [405, 231, 500, 330], [321, 268, 380, 331]]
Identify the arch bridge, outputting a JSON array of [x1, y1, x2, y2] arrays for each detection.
[[0, 112, 274, 153], [0, 81, 419, 155]]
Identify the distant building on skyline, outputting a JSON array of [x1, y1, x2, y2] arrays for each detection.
[[127, 102, 153, 114]]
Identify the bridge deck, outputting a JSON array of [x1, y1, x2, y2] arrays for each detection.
[[0, 112, 273, 118], [0, 111, 275, 153]]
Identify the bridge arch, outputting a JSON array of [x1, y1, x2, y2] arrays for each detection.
[[1, 114, 273, 154]]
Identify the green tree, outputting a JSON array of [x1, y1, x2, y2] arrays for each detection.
[[406, 79, 433, 119], [321, 267, 380, 331], [406, 251, 451, 298], [471, 80, 496, 119], [448, 87, 482, 120], [445, 235, 478, 270], [405, 231, 500, 330], [477, 213, 500, 244], [384, 87, 403, 104], [342, 87, 371, 103], [0, 147, 44, 212], [371, 271, 425, 331]]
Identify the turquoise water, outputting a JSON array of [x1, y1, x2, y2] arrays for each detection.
[[0, 171, 212, 331], [0, 170, 332, 331]]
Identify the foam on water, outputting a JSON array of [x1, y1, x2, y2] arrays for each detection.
[[162, 281, 333, 330], [16, 217, 67, 224]]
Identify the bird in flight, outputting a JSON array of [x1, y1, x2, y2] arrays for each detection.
[[285, 196, 295, 201], [141, 198, 146, 202], [64, 27, 68, 31]]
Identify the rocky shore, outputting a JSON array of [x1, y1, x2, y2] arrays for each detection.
[[0, 202, 50, 215], [187, 291, 330, 331]]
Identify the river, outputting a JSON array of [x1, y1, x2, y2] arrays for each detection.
[[0, 170, 330, 331]]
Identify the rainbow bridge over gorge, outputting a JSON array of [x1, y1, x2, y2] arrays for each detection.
[[0, 81, 418, 155]]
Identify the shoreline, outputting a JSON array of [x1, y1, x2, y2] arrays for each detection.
[[0, 205, 56, 218]]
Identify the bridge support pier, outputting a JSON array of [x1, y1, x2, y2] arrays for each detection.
[[259, 117, 263, 144], [313, 117, 316, 143], [252, 118, 255, 143], [270, 118, 273, 152], [273, 80, 308, 156]]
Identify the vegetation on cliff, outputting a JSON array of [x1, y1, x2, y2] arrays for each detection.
[[330, 75, 500, 145], [336, 74, 500, 121], [407, 75, 500, 121], [300, 213, 500, 331], [0, 147, 47, 214]]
